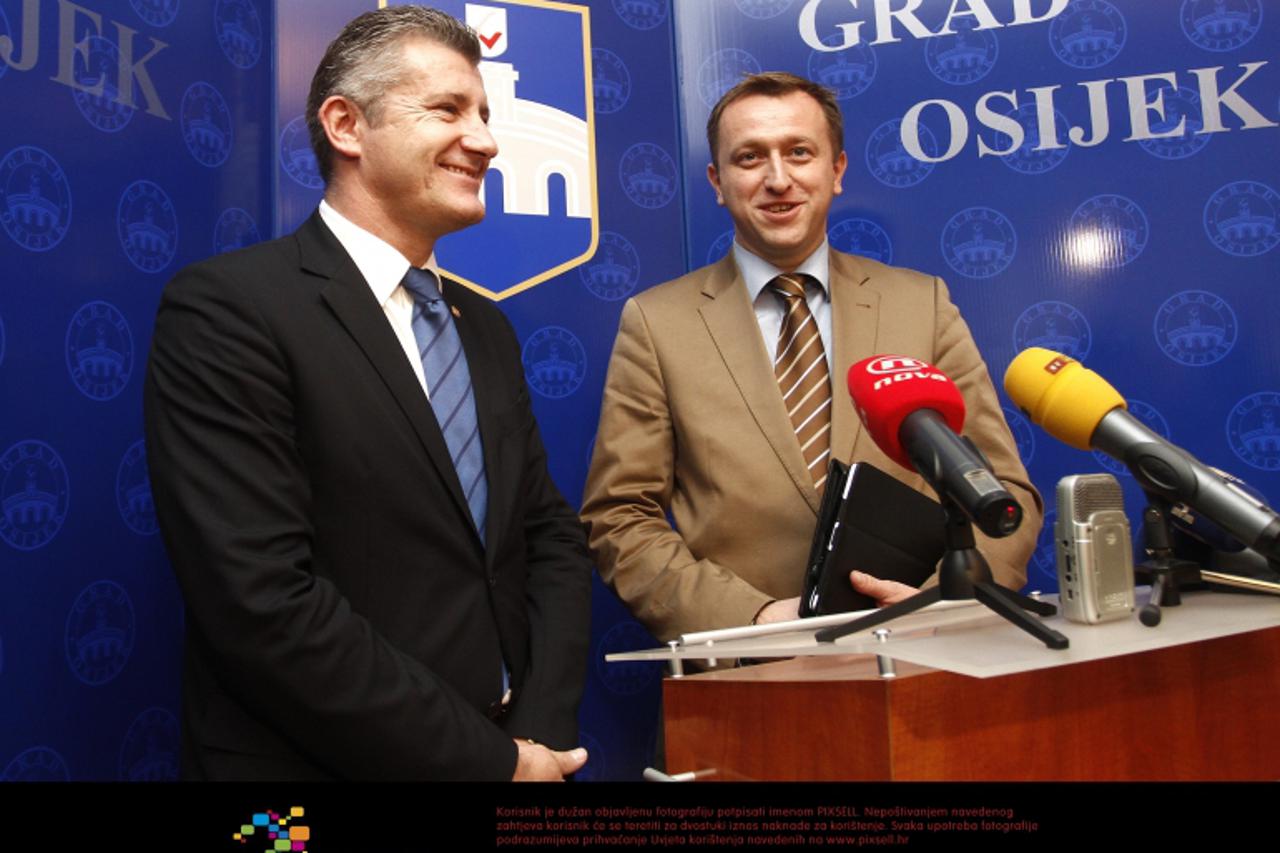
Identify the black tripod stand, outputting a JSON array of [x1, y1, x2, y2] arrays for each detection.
[[816, 497, 1069, 649], [1134, 496, 1203, 627]]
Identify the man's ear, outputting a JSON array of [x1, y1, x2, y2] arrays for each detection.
[[707, 162, 724, 206], [317, 94, 364, 161]]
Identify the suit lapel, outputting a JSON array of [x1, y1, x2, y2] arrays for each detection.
[[297, 214, 479, 544], [698, 255, 821, 514], [828, 250, 879, 464]]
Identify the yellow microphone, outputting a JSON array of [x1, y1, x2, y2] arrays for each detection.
[[1004, 347, 1280, 563], [1002, 347, 1125, 450]]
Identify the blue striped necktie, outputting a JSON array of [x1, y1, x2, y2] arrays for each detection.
[[400, 267, 487, 544]]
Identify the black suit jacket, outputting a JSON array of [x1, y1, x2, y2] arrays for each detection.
[[144, 212, 591, 780]]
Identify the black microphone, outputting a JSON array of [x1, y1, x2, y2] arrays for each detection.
[[1004, 347, 1280, 563]]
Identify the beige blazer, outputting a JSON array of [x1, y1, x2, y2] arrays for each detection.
[[581, 249, 1042, 642]]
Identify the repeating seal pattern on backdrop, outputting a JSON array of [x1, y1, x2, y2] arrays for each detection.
[[591, 49, 631, 115], [595, 620, 662, 696], [612, 0, 668, 31], [2, 747, 70, 781], [1050, 0, 1127, 68], [523, 326, 587, 399], [866, 118, 935, 188], [706, 228, 736, 266], [1094, 401, 1170, 476], [1203, 181, 1279, 257], [119, 707, 180, 781], [997, 105, 1070, 175], [130, 0, 179, 28], [214, 207, 261, 254], [1154, 290, 1237, 366], [1180, 0, 1261, 52], [829, 217, 892, 265], [0, 440, 70, 551], [1226, 392, 1280, 471], [807, 35, 876, 100], [72, 36, 136, 133], [735, 0, 794, 20], [697, 48, 761, 109], [279, 115, 323, 190], [1069, 194, 1149, 268], [619, 142, 677, 209], [117, 180, 178, 273], [0, 146, 71, 252], [581, 232, 640, 301], [1002, 406, 1036, 465], [1013, 301, 1092, 360], [941, 207, 1016, 279], [215, 0, 263, 69], [66, 301, 133, 401], [116, 440, 157, 536], [181, 82, 233, 168], [1138, 86, 1212, 160], [65, 580, 135, 686], [924, 18, 997, 85]]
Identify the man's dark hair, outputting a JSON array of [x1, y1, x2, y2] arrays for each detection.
[[306, 5, 481, 183], [706, 71, 844, 164]]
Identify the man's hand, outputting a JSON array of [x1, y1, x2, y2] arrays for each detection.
[[753, 597, 801, 625], [850, 571, 917, 607], [512, 740, 588, 781]]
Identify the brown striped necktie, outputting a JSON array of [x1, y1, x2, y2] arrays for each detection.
[[769, 273, 832, 492]]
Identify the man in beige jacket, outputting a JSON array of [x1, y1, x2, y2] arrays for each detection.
[[581, 72, 1041, 642]]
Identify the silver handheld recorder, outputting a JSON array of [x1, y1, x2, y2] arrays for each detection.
[[1055, 473, 1135, 623]]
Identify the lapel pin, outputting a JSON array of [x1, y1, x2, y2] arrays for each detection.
[[451, 305, 461, 318]]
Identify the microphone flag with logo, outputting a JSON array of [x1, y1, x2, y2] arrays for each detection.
[[848, 355, 1021, 538]]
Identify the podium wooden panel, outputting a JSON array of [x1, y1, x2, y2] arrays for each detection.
[[663, 626, 1280, 780]]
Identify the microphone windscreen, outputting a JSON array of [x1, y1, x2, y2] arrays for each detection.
[[847, 355, 965, 470], [1003, 347, 1126, 451]]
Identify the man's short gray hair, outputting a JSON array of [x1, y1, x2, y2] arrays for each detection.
[[306, 5, 481, 183]]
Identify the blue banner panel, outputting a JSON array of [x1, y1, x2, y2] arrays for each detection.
[[0, 0, 275, 779]]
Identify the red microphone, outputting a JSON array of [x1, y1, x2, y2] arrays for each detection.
[[848, 355, 1021, 538]]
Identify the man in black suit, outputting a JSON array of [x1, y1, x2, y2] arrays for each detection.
[[144, 6, 591, 781]]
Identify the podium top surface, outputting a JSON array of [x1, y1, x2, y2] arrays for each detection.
[[607, 590, 1280, 679]]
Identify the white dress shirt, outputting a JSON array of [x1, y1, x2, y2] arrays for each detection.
[[733, 238, 834, 364], [318, 200, 439, 399]]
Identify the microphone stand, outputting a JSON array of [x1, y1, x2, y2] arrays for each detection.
[[1134, 496, 1204, 627], [816, 496, 1069, 649]]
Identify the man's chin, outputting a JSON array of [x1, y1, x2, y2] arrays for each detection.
[[437, 205, 487, 233], [744, 237, 815, 268]]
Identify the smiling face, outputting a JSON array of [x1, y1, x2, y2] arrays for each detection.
[[334, 37, 497, 262], [707, 91, 847, 272]]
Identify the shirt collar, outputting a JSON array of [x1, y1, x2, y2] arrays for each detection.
[[733, 238, 831, 305], [318, 199, 440, 305]]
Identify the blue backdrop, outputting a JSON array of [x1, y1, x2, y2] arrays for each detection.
[[2, 0, 1277, 782]]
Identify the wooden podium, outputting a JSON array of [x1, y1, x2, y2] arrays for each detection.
[[663, 622, 1280, 781]]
